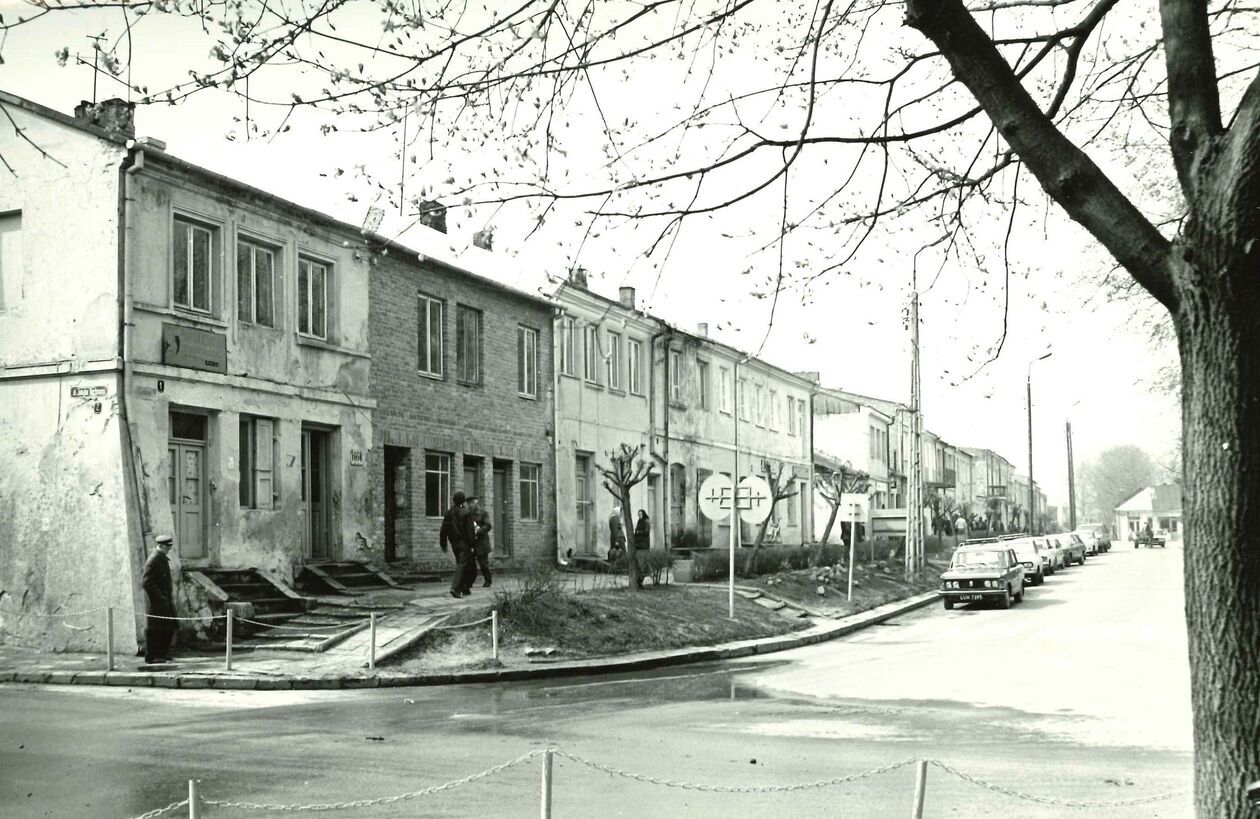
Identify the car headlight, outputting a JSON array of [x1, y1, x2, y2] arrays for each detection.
[[983, 580, 993, 588]]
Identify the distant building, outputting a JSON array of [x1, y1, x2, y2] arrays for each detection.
[[1114, 484, 1183, 542]]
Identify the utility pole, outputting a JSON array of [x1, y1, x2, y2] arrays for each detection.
[[906, 290, 923, 581], [1066, 421, 1077, 531], [1027, 375, 1035, 536]]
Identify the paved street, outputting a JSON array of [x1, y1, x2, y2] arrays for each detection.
[[0, 546, 1193, 818]]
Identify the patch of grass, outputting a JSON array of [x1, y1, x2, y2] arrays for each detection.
[[750, 557, 945, 617]]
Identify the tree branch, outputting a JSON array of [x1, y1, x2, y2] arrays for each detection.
[[1159, 0, 1223, 198], [904, 0, 1180, 311]]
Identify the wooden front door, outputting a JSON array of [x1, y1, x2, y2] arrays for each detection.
[[493, 465, 511, 556], [575, 453, 593, 555], [301, 429, 332, 560], [168, 411, 207, 561]]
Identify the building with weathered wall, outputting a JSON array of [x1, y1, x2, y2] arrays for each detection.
[[552, 279, 660, 562], [965, 447, 1016, 530], [810, 387, 893, 541], [369, 241, 556, 570], [1, 93, 375, 649]]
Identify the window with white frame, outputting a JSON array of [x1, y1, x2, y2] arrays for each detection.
[[417, 293, 444, 376], [697, 359, 710, 410], [456, 305, 483, 384], [769, 390, 779, 430], [173, 215, 217, 314], [754, 383, 764, 426], [583, 324, 600, 383], [719, 367, 731, 414], [239, 416, 276, 510], [738, 379, 748, 421], [425, 452, 452, 517], [787, 396, 797, 435], [558, 316, 577, 376], [520, 463, 540, 520], [518, 325, 539, 398], [670, 349, 683, 403], [787, 481, 799, 525], [799, 399, 807, 438], [606, 331, 622, 390], [628, 339, 643, 394], [297, 256, 330, 339], [0, 211, 23, 310], [236, 237, 276, 327]]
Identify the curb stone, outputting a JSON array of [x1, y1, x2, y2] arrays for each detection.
[[0, 591, 940, 691]]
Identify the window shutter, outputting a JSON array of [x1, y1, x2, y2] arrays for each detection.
[[255, 418, 274, 510]]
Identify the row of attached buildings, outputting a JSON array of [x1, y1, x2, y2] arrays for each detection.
[[0, 93, 1048, 651], [0, 93, 819, 650]]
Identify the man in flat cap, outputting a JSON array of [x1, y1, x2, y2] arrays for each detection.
[[141, 534, 177, 664]]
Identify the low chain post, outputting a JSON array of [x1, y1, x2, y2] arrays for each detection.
[[911, 759, 928, 819], [368, 612, 377, 670], [491, 610, 499, 662], [105, 606, 115, 671], [540, 747, 553, 819], [224, 608, 234, 672], [188, 779, 201, 819]]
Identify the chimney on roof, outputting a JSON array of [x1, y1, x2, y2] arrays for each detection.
[[696, 322, 709, 337], [74, 98, 135, 138], [795, 370, 821, 384], [569, 267, 588, 289], [619, 286, 636, 310], [417, 200, 447, 234]]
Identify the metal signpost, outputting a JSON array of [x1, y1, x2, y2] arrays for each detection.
[[699, 473, 773, 618]]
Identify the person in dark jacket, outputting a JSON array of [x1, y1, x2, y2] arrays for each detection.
[[634, 509, 651, 551], [441, 491, 476, 598], [141, 534, 177, 664], [468, 496, 494, 588]]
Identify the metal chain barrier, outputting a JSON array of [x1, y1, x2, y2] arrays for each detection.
[[198, 749, 545, 812], [928, 759, 1191, 808], [128, 798, 189, 819], [237, 617, 372, 632], [553, 750, 919, 793], [434, 615, 494, 630]]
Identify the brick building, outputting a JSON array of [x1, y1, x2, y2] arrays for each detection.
[[368, 244, 556, 570]]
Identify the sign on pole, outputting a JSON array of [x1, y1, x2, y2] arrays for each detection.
[[698, 473, 735, 522], [737, 475, 773, 525]]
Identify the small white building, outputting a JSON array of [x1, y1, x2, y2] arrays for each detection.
[[1114, 484, 1183, 542]]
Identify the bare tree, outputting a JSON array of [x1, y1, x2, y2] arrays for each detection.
[[6, 1, 1260, 810], [595, 443, 655, 591], [738, 461, 798, 576], [815, 460, 871, 550]]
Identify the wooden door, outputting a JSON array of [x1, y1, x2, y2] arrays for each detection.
[[168, 442, 206, 560], [493, 466, 511, 556], [302, 429, 331, 560], [575, 454, 593, 554]]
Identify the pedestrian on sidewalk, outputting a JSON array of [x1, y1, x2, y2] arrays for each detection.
[[141, 534, 177, 664], [468, 496, 494, 588], [634, 509, 651, 551], [608, 505, 627, 563], [440, 492, 476, 598]]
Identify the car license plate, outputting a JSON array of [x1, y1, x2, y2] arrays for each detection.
[[957, 594, 982, 601]]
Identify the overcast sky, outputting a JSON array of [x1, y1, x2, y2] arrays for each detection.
[[0, 1, 1182, 508]]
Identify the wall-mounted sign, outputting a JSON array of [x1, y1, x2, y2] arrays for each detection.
[[70, 385, 108, 398], [162, 323, 227, 374], [349, 449, 365, 467]]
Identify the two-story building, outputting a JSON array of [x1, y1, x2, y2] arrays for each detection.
[[369, 235, 556, 571], [810, 387, 894, 540], [1, 94, 374, 650], [965, 447, 1016, 531]]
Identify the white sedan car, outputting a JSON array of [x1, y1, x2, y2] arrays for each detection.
[[1033, 536, 1065, 572]]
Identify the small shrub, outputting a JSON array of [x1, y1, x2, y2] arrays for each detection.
[[670, 528, 701, 550], [610, 549, 674, 585], [692, 549, 730, 582], [493, 565, 565, 635]]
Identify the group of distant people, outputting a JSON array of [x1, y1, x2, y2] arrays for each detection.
[[607, 505, 651, 586], [440, 491, 494, 598]]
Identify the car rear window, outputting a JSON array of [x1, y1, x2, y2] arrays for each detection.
[[951, 549, 1006, 568]]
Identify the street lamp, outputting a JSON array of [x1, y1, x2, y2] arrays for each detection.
[[1027, 352, 1052, 535]]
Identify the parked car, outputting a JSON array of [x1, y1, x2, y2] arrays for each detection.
[[1030, 536, 1061, 573], [1054, 533, 1087, 565], [1010, 537, 1047, 586], [1076, 522, 1111, 552], [940, 545, 1026, 610], [1074, 528, 1103, 556]]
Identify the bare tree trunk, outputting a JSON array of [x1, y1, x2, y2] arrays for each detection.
[[620, 486, 641, 591], [1177, 268, 1260, 818], [820, 504, 839, 546]]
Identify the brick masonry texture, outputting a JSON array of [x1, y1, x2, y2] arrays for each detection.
[[368, 255, 556, 569]]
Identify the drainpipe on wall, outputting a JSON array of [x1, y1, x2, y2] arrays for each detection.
[[552, 305, 567, 567], [647, 326, 671, 545], [118, 146, 148, 638]]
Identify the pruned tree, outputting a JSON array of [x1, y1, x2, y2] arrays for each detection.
[[815, 460, 871, 551], [596, 443, 655, 592], [7, 0, 1260, 810], [737, 461, 799, 576]]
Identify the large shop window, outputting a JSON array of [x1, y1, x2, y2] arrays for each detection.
[[417, 293, 444, 377], [456, 305, 483, 385], [239, 416, 276, 510], [520, 463, 540, 521], [297, 256, 330, 339], [236, 237, 276, 327], [425, 452, 452, 517], [173, 216, 217, 314]]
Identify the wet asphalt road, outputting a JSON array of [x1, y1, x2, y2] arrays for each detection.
[[1, 545, 1193, 818]]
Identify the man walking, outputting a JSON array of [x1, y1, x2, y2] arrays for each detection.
[[441, 491, 476, 598], [141, 534, 177, 664], [468, 496, 494, 588]]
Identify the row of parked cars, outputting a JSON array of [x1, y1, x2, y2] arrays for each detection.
[[939, 525, 1112, 610]]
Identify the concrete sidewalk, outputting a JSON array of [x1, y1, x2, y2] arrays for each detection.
[[0, 578, 938, 691]]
